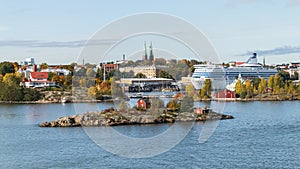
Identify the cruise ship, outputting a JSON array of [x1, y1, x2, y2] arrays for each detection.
[[191, 53, 278, 90]]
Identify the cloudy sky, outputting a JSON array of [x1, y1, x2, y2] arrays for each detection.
[[1, 0, 300, 64]]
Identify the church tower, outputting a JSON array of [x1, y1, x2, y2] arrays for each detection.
[[149, 42, 154, 61], [143, 41, 148, 60]]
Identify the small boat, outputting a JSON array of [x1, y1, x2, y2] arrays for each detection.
[[61, 97, 71, 103], [129, 93, 143, 98]]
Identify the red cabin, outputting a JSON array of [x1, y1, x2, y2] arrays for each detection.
[[214, 89, 236, 98], [136, 98, 151, 110]]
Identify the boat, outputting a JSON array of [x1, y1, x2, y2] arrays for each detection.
[[61, 97, 71, 103], [224, 53, 278, 83], [191, 53, 278, 90], [129, 93, 143, 98]]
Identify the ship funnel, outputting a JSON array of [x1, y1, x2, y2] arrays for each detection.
[[246, 53, 258, 64]]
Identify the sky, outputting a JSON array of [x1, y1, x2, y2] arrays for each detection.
[[1, 0, 300, 65]]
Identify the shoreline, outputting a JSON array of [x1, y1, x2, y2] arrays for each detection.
[[0, 97, 299, 104]]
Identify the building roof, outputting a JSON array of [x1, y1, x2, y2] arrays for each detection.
[[30, 72, 48, 79]]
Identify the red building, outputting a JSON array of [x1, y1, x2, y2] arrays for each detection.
[[136, 98, 151, 110], [102, 63, 119, 72], [214, 89, 236, 98]]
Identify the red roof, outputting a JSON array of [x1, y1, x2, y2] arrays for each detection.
[[235, 62, 245, 66], [30, 72, 48, 79]]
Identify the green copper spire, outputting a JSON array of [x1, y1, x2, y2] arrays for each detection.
[[144, 41, 148, 60], [149, 41, 154, 61]]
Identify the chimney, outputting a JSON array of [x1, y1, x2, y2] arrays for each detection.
[[33, 64, 37, 72]]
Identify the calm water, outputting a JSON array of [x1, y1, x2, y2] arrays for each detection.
[[0, 101, 300, 168]]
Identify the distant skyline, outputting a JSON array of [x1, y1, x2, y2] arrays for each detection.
[[1, 0, 300, 65]]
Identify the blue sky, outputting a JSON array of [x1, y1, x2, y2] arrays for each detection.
[[1, 0, 300, 64]]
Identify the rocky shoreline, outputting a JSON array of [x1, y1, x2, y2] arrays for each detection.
[[39, 108, 234, 127]]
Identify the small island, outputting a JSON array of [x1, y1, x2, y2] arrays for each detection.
[[39, 107, 234, 127]]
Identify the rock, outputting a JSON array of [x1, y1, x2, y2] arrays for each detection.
[[39, 108, 234, 127]]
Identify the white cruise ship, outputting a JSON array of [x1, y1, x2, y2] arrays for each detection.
[[191, 53, 278, 90]]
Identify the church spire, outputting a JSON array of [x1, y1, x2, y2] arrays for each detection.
[[143, 41, 148, 60], [149, 41, 154, 61]]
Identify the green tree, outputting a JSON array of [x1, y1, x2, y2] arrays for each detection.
[[291, 72, 298, 80], [278, 70, 290, 81], [23, 88, 41, 101], [134, 73, 147, 78], [0, 83, 23, 101], [158, 70, 174, 80], [253, 77, 261, 90], [0, 62, 15, 76]]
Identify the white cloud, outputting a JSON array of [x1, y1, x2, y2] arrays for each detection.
[[237, 45, 300, 56], [0, 39, 117, 48], [0, 26, 9, 32]]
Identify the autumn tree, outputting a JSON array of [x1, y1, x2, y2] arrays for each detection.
[[235, 79, 247, 99], [40, 63, 48, 69], [258, 77, 267, 95], [199, 79, 212, 99], [245, 79, 253, 98], [86, 68, 96, 78], [268, 75, 274, 89]]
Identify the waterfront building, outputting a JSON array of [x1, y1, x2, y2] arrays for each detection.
[[214, 89, 236, 99], [101, 63, 119, 72], [119, 65, 168, 78], [21, 72, 56, 88]]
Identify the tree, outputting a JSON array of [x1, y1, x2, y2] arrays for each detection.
[[180, 96, 194, 112], [134, 73, 147, 78], [40, 63, 48, 69], [268, 75, 274, 89], [158, 70, 174, 80], [166, 99, 180, 111], [0, 83, 23, 101], [253, 77, 261, 91], [245, 79, 253, 98], [153, 58, 166, 65], [273, 74, 284, 94], [3, 73, 22, 87], [200, 79, 212, 99], [86, 68, 96, 78], [23, 88, 41, 101], [291, 72, 299, 80], [278, 70, 290, 81], [186, 84, 195, 98], [87, 86, 98, 98], [0, 62, 15, 76], [258, 78, 267, 95], [235, 80, 246, 99]]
